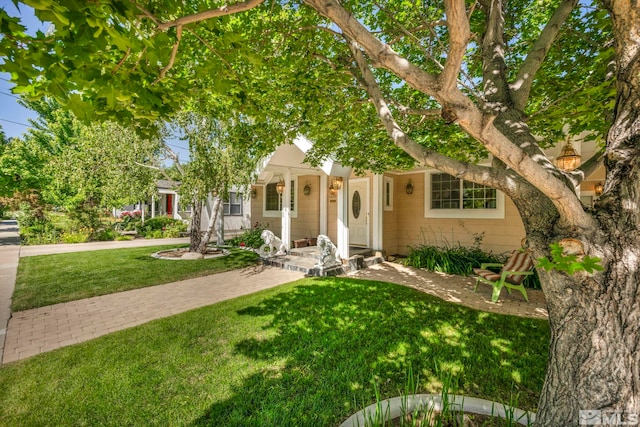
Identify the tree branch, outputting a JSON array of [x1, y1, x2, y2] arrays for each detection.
[[389, 102, 442, 117], [154, 0, 265, 30], [511, 0, 578, 111], [439, 0, 471, 92], [346, 37, 509, 190], [304, 0, 595, 229], [480, 0, 511, 112], [112, 47, 131, 75], [155, 25, 182, 82]]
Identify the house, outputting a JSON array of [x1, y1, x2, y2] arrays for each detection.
[[118, 179, 252, 238], [249, 136, 604, 260]]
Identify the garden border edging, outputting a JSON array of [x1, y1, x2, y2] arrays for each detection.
[[339, 393, 536, 427]]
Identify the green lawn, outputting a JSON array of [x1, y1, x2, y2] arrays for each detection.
[[12, 246, 259, 311], [0, 277, 549, 426]]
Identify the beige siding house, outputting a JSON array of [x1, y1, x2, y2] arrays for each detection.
[[250, 136, 604, 259]]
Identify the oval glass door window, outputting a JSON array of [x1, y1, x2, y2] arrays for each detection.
[[352, 191, 361, 219]]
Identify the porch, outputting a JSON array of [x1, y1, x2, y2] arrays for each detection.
[[261, 246, 384, 277]]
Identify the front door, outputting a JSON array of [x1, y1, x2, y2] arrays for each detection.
[[349, 178, 369, 247]]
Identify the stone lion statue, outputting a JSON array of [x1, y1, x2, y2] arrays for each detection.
[[315, 234, 341, 268], [259, 230, 287, 257]]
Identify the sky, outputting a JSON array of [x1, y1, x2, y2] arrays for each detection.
[[0, 1, 190, 161], [0, 1, 45, 140]]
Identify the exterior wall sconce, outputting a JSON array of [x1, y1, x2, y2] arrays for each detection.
[[329, 183, 337, 197], [556, 139, 581, 171], [594, 182, 604, 197], [250, 187, 257, 199], [332, 176, 343, 190], [405, 180, 414, 195], [303, 182, 311, 196], [276, 178, 285, 195]]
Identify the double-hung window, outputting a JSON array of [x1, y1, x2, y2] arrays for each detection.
[[425, 172, 504, 219], [264, 180, 296, 217], [223, 192, 243, 216]]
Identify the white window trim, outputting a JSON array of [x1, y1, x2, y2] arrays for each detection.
[[262, 177, 298, 218], [223, 191, 243, 216], [424, 171, 505, 219], [383, 176, 394, 211]]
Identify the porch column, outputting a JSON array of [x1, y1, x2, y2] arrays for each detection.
[[372, 174, 384, 251], [151, 195, 156, 218], [319, 174, 328, 236], [336, 179, 349, 260], [281, 170, 292, 251]]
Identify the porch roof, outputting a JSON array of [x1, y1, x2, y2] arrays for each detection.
[[255, 135, 351, 185]]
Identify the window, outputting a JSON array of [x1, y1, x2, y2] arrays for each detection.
[[264, 179, 296, 217], [223, 192, 243, 216], [425, 172, 504, 219], [384, 176, 394, 211]]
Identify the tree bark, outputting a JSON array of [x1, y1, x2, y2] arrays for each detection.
[[189, 198, 203, 252], [534, 2, 640, 423], [534, 257, 640, 425], [196, 196, 222, 254]]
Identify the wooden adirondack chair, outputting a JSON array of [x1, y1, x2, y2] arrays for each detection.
[[473, 250, 534, 302]]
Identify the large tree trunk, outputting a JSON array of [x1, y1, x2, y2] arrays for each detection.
[[535, 258, 640, 425], [534, 2, 640, 423]]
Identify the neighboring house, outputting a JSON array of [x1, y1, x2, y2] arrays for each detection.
[[250, 136, 604, 260], [118, 179, 251, 237]]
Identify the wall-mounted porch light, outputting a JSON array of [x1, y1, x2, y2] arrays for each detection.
[[556, 139, 581, 171], [303, 182, 311, 196], [405, 179, 414, 195], [276, 178, 285, 195], [250, 187, 257, 199]]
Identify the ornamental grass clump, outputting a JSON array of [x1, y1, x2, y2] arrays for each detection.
[[401, 244, 504, 276], [401, 244, 541, 289]]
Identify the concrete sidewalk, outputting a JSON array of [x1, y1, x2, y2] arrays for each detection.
[[0, 220, 20, 361]]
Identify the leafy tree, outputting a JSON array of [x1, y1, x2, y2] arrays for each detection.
[[162, 110, 260, 253], [0, 134, 49, 198], [2, 0, 640, 423]]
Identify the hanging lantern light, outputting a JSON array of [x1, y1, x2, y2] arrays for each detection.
[[276, 178, 285, 195], [556, 139, 581, 171], [594, 182, 604, 197], [331, 177, 343, 190]]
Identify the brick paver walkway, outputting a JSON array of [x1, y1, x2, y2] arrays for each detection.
[[2, 265, 304, 363]]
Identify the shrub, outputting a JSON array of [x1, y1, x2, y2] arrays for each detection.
[[139, 216, 180, 233], [401, 244, 503, 276], [61, 231, 90, 244], [227, 222, 268, 249], [401, 244, 541, 289], [21, 223, 61, 245], [161, 221, 187, 238], [92, 228, 116, 241]]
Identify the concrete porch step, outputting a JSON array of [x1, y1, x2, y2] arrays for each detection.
[[261, 246, 384, 277]]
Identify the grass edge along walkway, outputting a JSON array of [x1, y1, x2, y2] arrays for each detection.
[[12, 245, 260, 311], [3, 264, 304, 363], [0, 277, 549, 426]]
